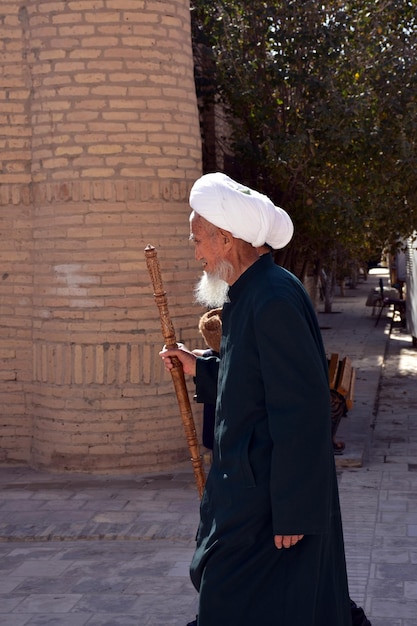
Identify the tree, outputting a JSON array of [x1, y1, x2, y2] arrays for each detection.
[[191, 0, 417, 308]]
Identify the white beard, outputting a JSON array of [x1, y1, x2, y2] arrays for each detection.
[[194, 261, 232, 308]]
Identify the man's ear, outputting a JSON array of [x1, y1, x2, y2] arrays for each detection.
[[218, 228, 233, 250]]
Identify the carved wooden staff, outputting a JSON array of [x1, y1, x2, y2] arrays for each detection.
[[144, 244, 206, 498]]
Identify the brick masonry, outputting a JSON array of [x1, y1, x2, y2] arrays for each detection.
[[0, 1, 205, 471]]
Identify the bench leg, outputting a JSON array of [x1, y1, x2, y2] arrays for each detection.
[[330, 389, 348, 454]]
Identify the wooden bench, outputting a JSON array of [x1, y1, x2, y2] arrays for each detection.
[[328, 353, 356, 454]]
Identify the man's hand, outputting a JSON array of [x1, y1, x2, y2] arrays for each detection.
[[274, 535, 304, 549], [159, 345, 197, 377]]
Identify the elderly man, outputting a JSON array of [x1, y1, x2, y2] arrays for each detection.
[[160, 173, 352, 626]]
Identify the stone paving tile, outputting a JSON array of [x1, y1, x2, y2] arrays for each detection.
[[14, 594, 84, 614], [370, 621, 402, 626], [0, 617, 35, 626]]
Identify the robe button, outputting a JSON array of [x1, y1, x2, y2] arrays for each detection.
[[223, 473, 228, 479]]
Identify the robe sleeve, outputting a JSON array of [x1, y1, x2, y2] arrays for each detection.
[[255, 294, 334, 536]]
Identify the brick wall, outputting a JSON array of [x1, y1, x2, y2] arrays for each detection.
[[0, 1, 34, 464], [0, 0, 205, 472]]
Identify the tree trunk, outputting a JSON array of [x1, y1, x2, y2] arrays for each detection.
[[322, 269, 336, 313]]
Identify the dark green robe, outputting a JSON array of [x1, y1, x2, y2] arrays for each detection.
[[192, 254, 352, 626]]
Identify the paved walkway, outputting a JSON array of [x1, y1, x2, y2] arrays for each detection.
[[0, 269, 416, 625]]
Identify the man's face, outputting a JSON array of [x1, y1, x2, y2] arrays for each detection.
[[190, 212, 225, 276], [190, 212, 233, 307]]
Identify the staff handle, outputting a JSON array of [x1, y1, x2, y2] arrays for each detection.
[[144, 244, 206, 498]]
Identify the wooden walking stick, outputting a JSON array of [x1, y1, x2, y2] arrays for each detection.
[[144, 244, 206, 498]]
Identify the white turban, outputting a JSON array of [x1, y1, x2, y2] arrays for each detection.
[[189, 172, 294, 249]]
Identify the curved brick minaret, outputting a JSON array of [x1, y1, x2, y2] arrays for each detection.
[[0, 1, 203, 471]]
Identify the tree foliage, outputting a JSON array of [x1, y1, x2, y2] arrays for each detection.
[[191, 0, 417, 287]]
